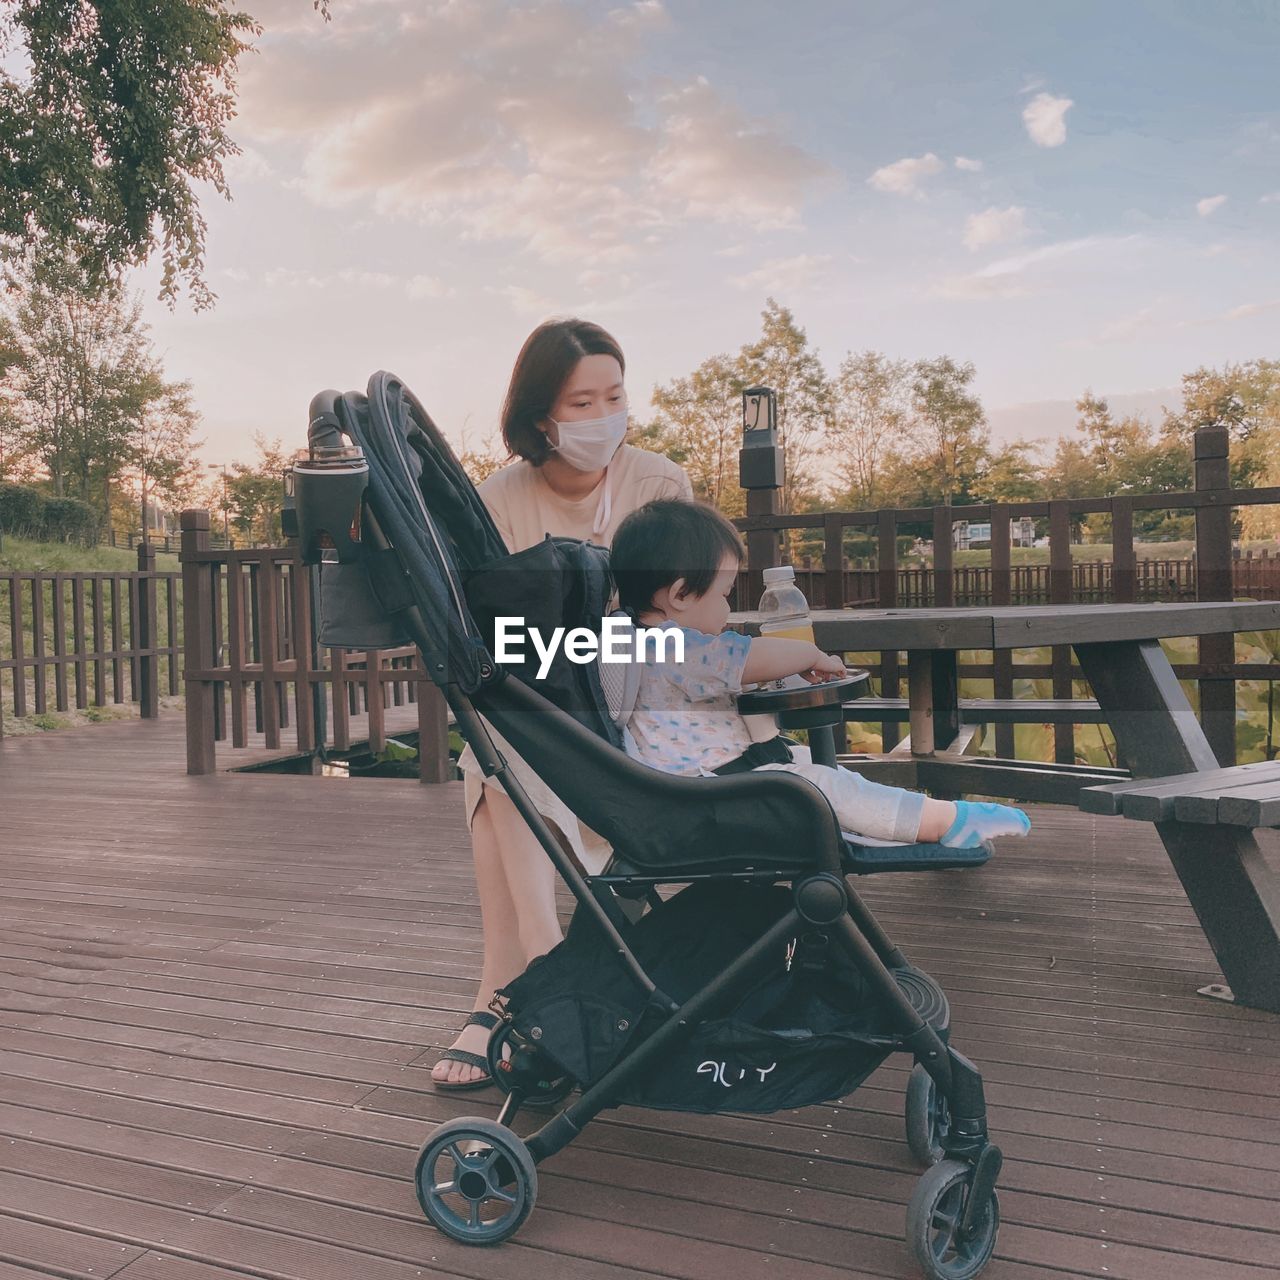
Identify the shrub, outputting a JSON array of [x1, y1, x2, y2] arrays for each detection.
[[0, 483, 101, 545]]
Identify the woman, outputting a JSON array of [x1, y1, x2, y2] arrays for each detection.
[[432, 318, 692, 1088]]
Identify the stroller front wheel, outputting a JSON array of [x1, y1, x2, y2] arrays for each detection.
[[906, 1159, 999, 1280], [905, 1063, 951, 1166], [415, 1117, 537, 1245]]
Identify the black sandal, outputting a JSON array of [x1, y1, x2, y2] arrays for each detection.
[[432, 1010, 499, 1092]]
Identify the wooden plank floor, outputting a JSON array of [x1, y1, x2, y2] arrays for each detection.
[[2, 716, 1279, 1280]]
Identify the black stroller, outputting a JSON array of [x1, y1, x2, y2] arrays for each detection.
[[287, 373, 1004, 1280]]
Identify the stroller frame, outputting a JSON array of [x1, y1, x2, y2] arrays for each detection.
[[291, 375, 1005, 1280]]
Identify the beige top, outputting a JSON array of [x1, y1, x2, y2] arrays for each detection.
[[479, 443, 693, 553], [460, 443, 692, 875]]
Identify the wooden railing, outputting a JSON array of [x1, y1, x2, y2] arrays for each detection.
[[179, 510, 450, 781], [175, 423, 1280, 780], [731, 425, 1271, 767], [0, 543, 179, 737]]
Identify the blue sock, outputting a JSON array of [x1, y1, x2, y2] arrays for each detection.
[[941, 801, 1031, 849]]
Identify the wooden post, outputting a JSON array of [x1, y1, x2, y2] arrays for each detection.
[[931, 507, 954, 607], [1049, 501, 1074, 764], [1195, 423, 1236, 766], [822, 513, 843, 610], [1111, 497, 1136, 604], [990, 503, 1015, 758], [417, 673, 452, 784], [180, 510, 216, 774], [877, 509, 901, 750], [136, 542, 159, 719]]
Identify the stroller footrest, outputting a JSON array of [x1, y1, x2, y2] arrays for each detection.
[[843, 840, 991, 875]]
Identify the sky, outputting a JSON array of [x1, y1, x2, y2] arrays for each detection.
[[132, 0, 1280, 467]]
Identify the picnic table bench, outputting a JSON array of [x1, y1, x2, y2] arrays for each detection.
[[734, 600, 1280, 1013]]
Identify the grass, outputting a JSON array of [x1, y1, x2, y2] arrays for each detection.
[[0, 534, 181, 572], [2, 535, 183, 735]]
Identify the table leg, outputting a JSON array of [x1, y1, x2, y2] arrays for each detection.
[[907, 649, 960, 755], [1076, 639, 1280, 1013]]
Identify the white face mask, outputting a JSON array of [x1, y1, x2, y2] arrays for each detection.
[[547, 406, 628, 473]]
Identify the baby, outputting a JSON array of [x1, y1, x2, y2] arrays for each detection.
[[609, 499, 1030, 850]]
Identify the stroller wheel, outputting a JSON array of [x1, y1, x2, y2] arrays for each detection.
[[906, 1160, 999, 1280], [905, 1063, 951, 1166], [488, 1021, 575, 1110], [414, 1117, 537, 1245]]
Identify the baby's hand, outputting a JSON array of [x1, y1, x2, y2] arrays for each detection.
[[801, 651, 847, 683]]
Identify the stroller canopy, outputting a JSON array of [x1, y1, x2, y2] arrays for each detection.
[[310, 372, 619, 744]]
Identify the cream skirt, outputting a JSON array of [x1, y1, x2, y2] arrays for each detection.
[[458, 724, 614, 876]]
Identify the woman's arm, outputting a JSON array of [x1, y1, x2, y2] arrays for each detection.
[[741, 637, 846, 685]]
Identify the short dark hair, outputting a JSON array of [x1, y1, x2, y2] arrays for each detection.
[[611, 499, 745, 615], [500, 318, 626, 465]]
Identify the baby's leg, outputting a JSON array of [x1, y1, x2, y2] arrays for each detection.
[[759, 763, 1030, 847], [758, 761, 926, 843]]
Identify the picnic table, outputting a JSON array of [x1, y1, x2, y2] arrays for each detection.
[[734, 601, 1280, 1012]]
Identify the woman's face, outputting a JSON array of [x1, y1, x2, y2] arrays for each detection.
[[542, 353, 626, 447]]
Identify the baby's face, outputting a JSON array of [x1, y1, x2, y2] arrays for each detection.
[[676, 554, 739, 635]]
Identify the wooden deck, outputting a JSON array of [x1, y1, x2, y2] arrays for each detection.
[[2, 717, 1279, 1280]]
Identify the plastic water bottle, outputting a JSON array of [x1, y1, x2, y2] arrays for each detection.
[[758, 565, 814, 644], [751, 565, 816, 702]]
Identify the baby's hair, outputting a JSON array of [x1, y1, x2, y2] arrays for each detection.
[[611, 499, 745, 615]]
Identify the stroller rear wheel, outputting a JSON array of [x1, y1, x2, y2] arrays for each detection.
[[415, 1117, 537, 1245], [906, 1159, 999, 1280], [905, 1063, 951, 1166]]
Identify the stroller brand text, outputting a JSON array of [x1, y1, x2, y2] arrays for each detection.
[[494, 616, 684, 679]]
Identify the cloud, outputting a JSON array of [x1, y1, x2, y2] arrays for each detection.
[[728, 253, 832, 294], [256, 266, 455, 299], [867, 152, 943, 197], [937, 234, 1144, 300], [235, 2, 828, 267], [1221, 298, 1280, 321], [1022, 92, 1072, 147], [484, 284, 559, 315], [1262, 192, 1280, 204], [954, 156, 983, 172], [1196, 194, 1228, 217], [963, 205, 1027, 251]]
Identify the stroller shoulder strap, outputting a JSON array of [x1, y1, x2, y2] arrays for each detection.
[[599, 609, 643, 732]]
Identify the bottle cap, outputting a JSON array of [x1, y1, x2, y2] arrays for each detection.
[[762, 565, 796, 585]]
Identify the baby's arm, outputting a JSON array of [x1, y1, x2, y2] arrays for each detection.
[[741, 636, 846, 684]]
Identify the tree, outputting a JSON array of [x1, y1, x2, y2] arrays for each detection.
[[227, 433, 288, 544], [736, 299, 833, 514], [644, 353, 746, 515], [0, 252, 154, 513], [827, 350, 910, 509], [1162, 359, 1280, 493], [131, 375, 202, 538], [906, 356, 989, 504], [1075, 391, 1153, 490], [977, 440, 1042, 503], [0, 1, 281, 306]]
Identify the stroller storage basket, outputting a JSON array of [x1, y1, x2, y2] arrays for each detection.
[[500, 882, 922, 1114]]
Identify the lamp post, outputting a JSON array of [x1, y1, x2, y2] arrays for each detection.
[[207, 463, 230, 546], [739, 386, 784, 603]]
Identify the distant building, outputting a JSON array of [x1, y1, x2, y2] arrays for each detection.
[[953, 517, 1036, 550]]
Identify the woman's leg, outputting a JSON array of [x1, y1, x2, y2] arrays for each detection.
[[430, 790, 525, 1086], [485, 786, 565, 962], [430, 786, 566, 1085]]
